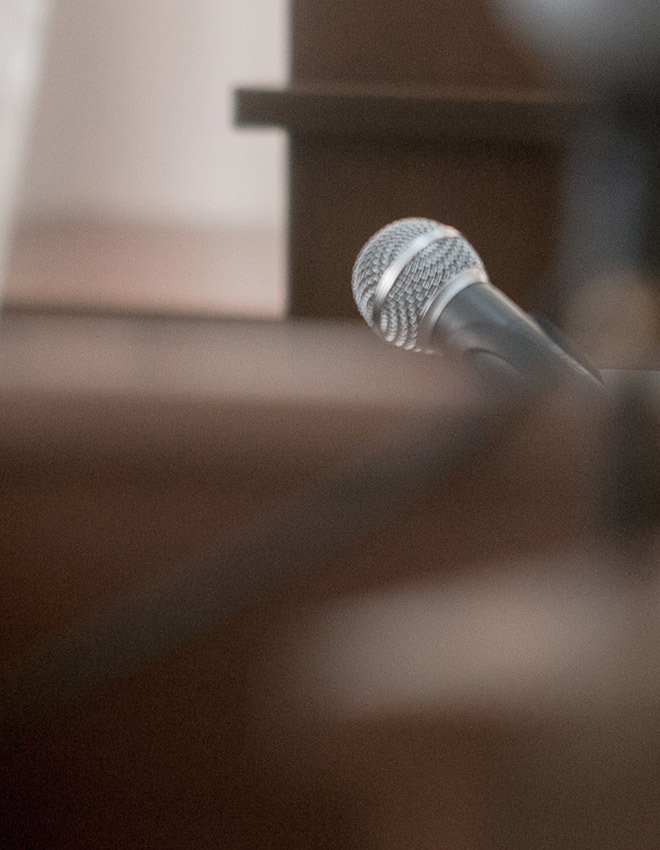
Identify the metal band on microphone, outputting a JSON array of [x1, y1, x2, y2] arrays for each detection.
[[416, 266, 490, 353], [371, 225, 460, 326]]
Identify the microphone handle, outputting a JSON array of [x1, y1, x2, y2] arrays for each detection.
[[433, 282, 605, 395]]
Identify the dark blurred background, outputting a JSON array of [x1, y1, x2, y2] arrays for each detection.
[[4, 2, 660, 848]]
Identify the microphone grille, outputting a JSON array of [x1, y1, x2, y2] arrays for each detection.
[[352, 218, 484, 350]]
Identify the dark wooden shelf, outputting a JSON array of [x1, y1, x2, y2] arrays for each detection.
[[235, 86, 586, 147]]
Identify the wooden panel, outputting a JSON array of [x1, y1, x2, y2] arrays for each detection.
[[291, 0, 554, 90], [0, 311, 467, 662], [0, 380, 599, 849], [235, 87, 581, 145], [2, 315, 646, 849], [234, 2, 575, 321], [287, 134, 561, 317]]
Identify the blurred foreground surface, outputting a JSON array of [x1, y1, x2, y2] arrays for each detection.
[[2, 310, 660, 848]]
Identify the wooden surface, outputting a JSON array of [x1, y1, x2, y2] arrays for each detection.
[[235, 91, 566, 318], [0, 310, 468, 665], [290, 0, 553, 90], [234, 0, 575, 319], [0, 309, 458, 405], [286, 133, 561, 317], [236, 86, 581, 145], [0, 311, 622, 849]]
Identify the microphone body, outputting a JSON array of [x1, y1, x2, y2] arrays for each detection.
[[427, 276, 601, 390], [352, 218, 603, 394]]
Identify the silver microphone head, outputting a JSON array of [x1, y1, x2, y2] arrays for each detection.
[[352, 218, 486, 352]]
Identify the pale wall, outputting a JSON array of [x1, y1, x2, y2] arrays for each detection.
[[16, 0, 287, 230]]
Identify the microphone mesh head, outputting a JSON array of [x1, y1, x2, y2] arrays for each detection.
[[352, 218, 484, 351]]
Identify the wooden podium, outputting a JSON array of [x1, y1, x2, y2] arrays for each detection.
[[236, 0, 577, 318], [6, 311, 655, 849]]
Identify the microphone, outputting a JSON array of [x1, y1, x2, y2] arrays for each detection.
[[352, 218, 603, 392]]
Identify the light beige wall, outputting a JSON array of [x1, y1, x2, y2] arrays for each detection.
[[16, 0, 287, 230]]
